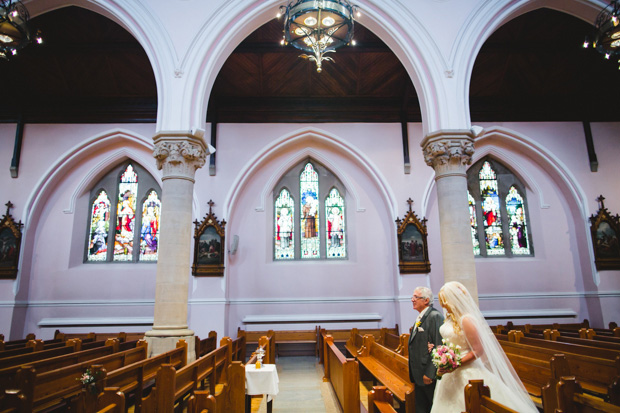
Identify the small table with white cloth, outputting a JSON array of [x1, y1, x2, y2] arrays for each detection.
[[245, 363, 279, 413]]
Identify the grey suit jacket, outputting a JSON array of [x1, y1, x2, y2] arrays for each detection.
[[408, 305, 444, 386]]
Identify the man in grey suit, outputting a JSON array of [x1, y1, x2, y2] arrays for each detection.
[[408, 286, 444, 413]]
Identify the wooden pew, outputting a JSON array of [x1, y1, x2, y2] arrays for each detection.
[[506, 330, 620, 360], [379, 330, 400, 352], [463, 379, 519, 413], [322, 334, 361, 413], [2, 341, 150, 412], [142, 334, 267, 413], [94, 387, 126, 413], [345, 328, 364, 357], [53, 330, 143, 343], [319, 326, 399, 363], [0, 334, 36, 351], [141, 340, 229, 412], [245, 329, 312, 357], [0, 339, 121, 395], [356, 334, 414, 413], [500, 340, 620, 411], [555, 376, 620, 413], [368, 386, 397, 413], [196, 331, 217, 359], [247, 334, 275, 365], [0, 339, 89, 370], [230, 330, 247, 362], [82, 341, 187, 413]]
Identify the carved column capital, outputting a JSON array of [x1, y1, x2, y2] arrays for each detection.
[[152, 131, 211, 181], [421, 129, 475, 177]]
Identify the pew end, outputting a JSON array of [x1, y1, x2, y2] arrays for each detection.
[[464, 379, 519, 413], [555, 376, 620, 413], [368, 386, 397, 413]]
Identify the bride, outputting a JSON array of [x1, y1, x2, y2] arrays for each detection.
[[430, 281, 538, 413]]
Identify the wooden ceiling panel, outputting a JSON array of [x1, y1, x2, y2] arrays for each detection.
[[0, 7, 618, 123]]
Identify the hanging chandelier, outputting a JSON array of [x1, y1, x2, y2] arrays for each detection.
[[278, 0, 360, 73], [583, 0, 620, 68], [0, 0, 42, 59]]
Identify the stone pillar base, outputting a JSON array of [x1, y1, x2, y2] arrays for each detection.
[[145, 330, 196, 364]]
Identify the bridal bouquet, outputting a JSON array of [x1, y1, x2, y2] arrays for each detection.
[[431, 339, 462, 379]]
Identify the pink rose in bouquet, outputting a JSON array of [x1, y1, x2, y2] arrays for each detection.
[[431, 339, 462, 379]]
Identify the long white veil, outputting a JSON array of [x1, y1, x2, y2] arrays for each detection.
[[438, 281, 537, 412]]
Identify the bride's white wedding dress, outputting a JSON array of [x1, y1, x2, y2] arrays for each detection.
[[430, 320, 537, 413]]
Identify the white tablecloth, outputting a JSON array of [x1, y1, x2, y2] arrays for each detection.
[[245, 363, 279, 401]]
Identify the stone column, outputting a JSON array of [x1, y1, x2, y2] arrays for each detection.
[[421, 130, 478, 302], [145, 131, 210, 362]]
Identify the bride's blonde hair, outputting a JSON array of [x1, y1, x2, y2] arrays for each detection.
[[438, 281, 470, 334]]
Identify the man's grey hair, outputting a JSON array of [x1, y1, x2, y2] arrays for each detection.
[[415, 286, 433, 302]]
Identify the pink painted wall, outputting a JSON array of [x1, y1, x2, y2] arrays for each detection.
[[0, 121, 618, 340]]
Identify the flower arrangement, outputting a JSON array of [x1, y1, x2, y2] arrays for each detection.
[[76, 368, 101, 394], [431, 339, 462, 379]]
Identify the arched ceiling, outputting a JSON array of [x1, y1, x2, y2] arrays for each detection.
[[0, 6, 618, 124], [470, 8, 620, 122]]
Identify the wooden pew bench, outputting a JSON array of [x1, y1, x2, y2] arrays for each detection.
[[0, 338, 120, 395], [230, 330, 247, 362], [84, 341, 187, 413], [463, 379, 519, 413], [556, 376, 620, 413], [356, 335, 414, 413], [368, 386, 397, 413], [2, 341, 150, 412], [257, 330, 315, 357], [142, 340, 229, 412], [506, 330, 620, 359], [322, 334, 362, 413], [195, 331, 217, 359], [500, 340, 620, 411], [0, 334, 37, 352]]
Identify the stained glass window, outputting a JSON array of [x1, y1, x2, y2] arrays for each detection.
[[479, 161, 504, 255], [87, 191, 111, 261], [468, 191, 480, 256], [139, 190, 161, 261], [325, 188, 346, 258], [468, 158, 533, 258], [113, 164, 138, 261], [300, 163, 320, 259], [273, 159, 347, 261], [506, 186, 530, 255], [275, 189, 295, 260]]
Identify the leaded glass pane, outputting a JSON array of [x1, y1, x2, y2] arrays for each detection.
[[275, 189, 295, 260], [325, 188, 346, 258], [87, 191, 111, 261], [300, 163, 320, 259], [506, 186, 530, 255], [479, 161, 504, 255], [139, 190, 161, 261], [468, 191, 480, 256], [114, 164, 138, 261]]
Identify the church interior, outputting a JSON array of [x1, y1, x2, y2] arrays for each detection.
[[0, 0, 619, 411]]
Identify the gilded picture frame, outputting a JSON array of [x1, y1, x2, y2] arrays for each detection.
[[590, 195, 620, 271], [396, 198, 431, 273], [0, 202, 23, 279], [192, 200, 226, 277]]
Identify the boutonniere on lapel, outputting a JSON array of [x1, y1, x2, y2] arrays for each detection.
[[415, 321, 423, 332]]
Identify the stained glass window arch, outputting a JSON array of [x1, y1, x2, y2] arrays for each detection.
[[467, 157, 533, 258], [85, 160, 162, 263], [273, 159, 347, 260]]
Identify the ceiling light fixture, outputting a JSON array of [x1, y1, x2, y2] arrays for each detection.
[[584, 0, 620, 68], [278, 0, 360, 73], [0, 0, 41, 60]]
